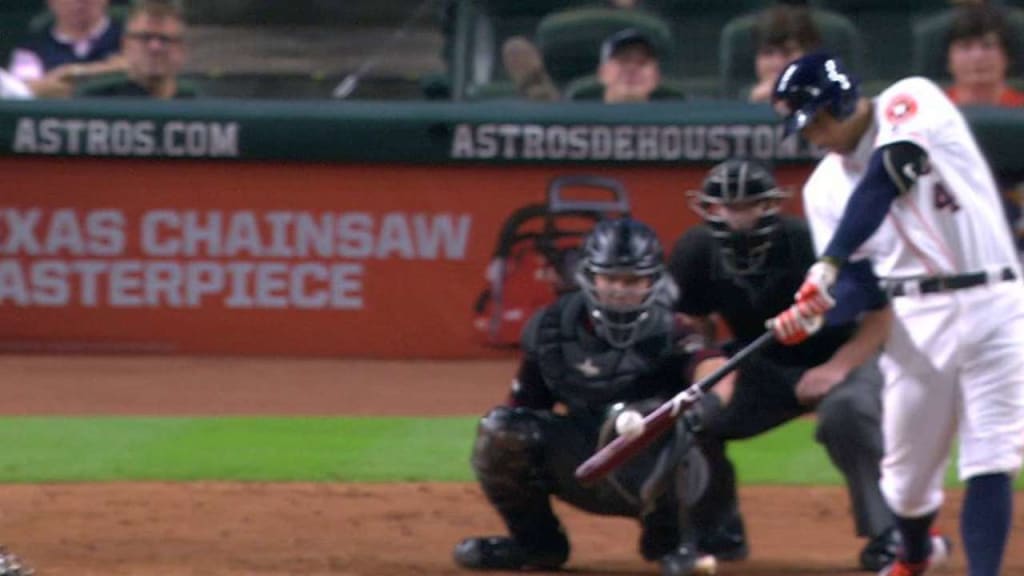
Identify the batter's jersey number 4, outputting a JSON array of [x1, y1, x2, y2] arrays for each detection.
[[933, 183, 961, 213]]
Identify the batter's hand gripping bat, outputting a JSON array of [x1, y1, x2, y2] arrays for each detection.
[[574, 330, 776, 484]]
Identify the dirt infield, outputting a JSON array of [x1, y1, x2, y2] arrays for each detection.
[[1, 355, 1022, 576]]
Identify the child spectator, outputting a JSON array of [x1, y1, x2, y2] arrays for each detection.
[[945, 2, 1024, 106], [748, 3, 821, 102]]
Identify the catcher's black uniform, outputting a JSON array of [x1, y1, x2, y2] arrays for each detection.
[[454, 217, 719, 576], [460, 292, 716, 570]]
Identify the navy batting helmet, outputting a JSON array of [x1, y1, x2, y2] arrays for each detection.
[[772, 52, 860, 136], [576, 217, 669, 348]]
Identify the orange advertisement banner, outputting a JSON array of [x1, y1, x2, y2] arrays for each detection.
[[1, 157, 811, 357]]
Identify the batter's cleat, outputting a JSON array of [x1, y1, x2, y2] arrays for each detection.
[[876, 533, 952, 576], [878, 560, 929, 576], [453, 535, 569, 571], [659, 546, 718, 576]]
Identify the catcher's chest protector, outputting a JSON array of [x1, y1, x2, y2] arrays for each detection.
[[533, 294, 679, 414]]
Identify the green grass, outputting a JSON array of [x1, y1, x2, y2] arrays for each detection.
[[0, 417, 479, 483], [0, 416, 1018, 487]]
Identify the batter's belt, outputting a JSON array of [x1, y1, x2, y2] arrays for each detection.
[[884, 267, 1017, 297]]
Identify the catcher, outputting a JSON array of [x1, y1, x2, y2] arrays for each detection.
[[453, 217, 729, 576]]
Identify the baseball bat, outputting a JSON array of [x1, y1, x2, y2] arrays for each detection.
[[574, 330, 776, 484]]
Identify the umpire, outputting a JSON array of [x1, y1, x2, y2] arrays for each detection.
[[667, 159, 898, 571], [454, 217, 721, 576]]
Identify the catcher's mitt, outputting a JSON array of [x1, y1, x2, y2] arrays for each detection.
[[0, 546, 32, 576]]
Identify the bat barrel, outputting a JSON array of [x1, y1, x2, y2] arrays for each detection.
[[574, 330, 776, 484], [574, 403, 676, 483]]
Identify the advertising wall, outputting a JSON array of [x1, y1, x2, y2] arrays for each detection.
[[1, 156, 811, 357], [4, 99, 1021, 357]]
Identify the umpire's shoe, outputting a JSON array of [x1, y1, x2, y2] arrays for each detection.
[[453, 533, 569, 571], [860, 527, 901, 571], [659, 545, 718, 576], [697, 512, 749, 561]]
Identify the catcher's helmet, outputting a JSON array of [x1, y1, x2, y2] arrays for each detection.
[[772, 52, 860, 136], [576, 217, 669, 348], [689, 159, 790, 275]]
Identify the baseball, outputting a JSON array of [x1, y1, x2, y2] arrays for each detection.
[[614, 410, 645, 438], [694, 554, 718, 575]]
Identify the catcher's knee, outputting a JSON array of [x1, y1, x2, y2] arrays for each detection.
[[472, 406, 548, 489]]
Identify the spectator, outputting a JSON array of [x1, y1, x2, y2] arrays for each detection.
[[77, 0, 196, 99], [502, 36, 560, 101], [598, 28, 662, 103], [945, 2, 1024, 106], [748, 3, 821, 102], [8, 0, 125, 98], [500, 28, 664, 104]]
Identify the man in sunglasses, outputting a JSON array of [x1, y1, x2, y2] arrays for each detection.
[[77, 0, 197, 99]]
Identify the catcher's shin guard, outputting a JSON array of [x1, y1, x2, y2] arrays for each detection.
[[469, 407, 567, 555]]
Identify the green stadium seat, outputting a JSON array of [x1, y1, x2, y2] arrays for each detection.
[[535, 7, 674, 86], [0, 0, 48, 66], [912, 7, 1024, 82], [806, 1, 940, 82], [465, 79, 519, 100], [563, 73, 687, 101], [644, 0, 765, 13], [641, 0, 765, 80], [478, 0, 589, 18], [719, 8, 865, 99], [810, 0, 939, 10]]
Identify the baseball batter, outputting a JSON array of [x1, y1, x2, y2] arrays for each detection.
[[770, 53, 1024, 576]]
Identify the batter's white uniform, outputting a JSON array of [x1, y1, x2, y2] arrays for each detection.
[[802, 76, 1024, 517]]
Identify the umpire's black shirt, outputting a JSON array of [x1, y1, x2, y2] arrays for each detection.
[[667, 215, 855, 368]]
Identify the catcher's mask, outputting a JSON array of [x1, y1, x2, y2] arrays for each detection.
[[576, 217, 668, 348], [688, 159, 790, 276]]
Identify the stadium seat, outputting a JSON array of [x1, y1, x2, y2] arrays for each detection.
[[0, 0, 48, 66], [479, 0, 588, 18], [535, 7, 674, 86], [563, 73, 687, 100], [642, 0, 766, 80], [912, 6, 1024, 82], [465, 79, 519, 100], [810, 0, 937, 10], [719, 7, 865, 100], [808, 1, 939, 82]]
